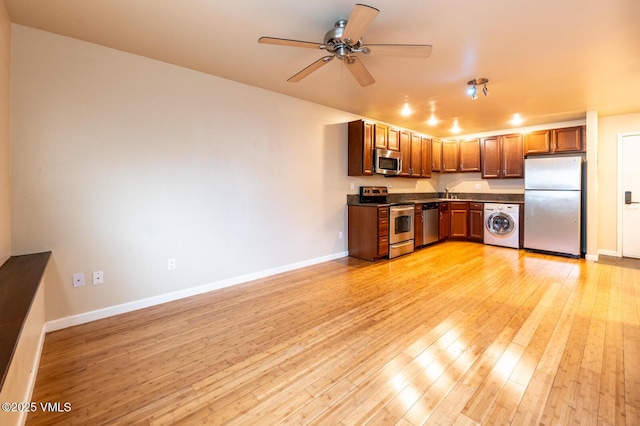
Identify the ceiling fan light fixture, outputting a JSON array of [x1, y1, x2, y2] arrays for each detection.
[[467, 78, 489, 99], [467, 84, 477, 99]]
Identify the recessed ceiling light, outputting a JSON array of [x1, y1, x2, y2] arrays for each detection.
[[427, 114, 438, 126], [451, 119, 461, 133], [511, 113, 523, 125], [401, 102, 412, 116]]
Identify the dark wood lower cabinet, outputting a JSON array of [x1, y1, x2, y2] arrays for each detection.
[[438, 203, 450, 240], [348, 205, 389, 261], [468, 202, 484, 242], [450, 202, 468, 238], [414, 204, 423, 247]]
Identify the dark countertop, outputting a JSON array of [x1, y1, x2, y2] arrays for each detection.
[[348, 198, 525, 207]]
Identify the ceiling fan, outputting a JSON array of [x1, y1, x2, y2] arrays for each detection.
[[258, 3, 432, 87]]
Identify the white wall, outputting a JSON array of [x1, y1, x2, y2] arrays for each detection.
[[0, 1, 10, 264], [11, 25, 373, 322], [597, 112, 640, 254]]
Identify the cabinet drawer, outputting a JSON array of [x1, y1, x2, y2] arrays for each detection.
[[378, 219, 389, 237], [450, 201, 468, 210], [378, 236, 389, 255], [469, 202, 483, 211], [439, 202, 449, 212]]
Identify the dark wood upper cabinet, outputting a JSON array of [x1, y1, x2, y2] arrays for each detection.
[[552, 126, 584, 152], [442, 140, 459, 172], [458, 138, 481, 172], [502, 133, 524, 178], [481, 133, 523, 179], [432, 138, 442, 172], [348, 120, 375, 176], [523, 130, 551, 155], [374, 123, 388, 149], [524, 126, 584, 155], [481, 136, 501, 179], [399, 130, 412, 176], [420, 137, 432, 178], [410, 134, 422, 177], [387, 127, 400, 151]]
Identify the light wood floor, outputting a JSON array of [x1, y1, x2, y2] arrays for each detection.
[[28, 242, 640, 425]]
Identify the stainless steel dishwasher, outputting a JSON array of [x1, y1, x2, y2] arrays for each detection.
[[422, 203, 439, 245]]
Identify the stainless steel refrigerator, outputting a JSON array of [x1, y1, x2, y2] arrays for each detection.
[[524, 155, 584, 257]]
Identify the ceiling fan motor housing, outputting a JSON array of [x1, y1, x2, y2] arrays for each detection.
[[324, 20, 363, 59]]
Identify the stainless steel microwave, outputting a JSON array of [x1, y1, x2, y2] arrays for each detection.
[[374, 148, 402, 175]]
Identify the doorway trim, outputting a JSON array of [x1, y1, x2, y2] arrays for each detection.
[[617, 131, 640, 257]]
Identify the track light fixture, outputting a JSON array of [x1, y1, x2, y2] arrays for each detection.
[[467, 78, 489, 99]]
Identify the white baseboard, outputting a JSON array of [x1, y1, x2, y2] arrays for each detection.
[[45, 251, 348, 332], [598, 249, 620, 258], [584, 253, 599, 262], [17, 324, 46, 426]]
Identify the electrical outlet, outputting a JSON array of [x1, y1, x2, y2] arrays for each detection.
[[338, 231, 343, 240], [73, 273, 85, 288], [168, 258, 176, 271], [92, 271, 104, 285]]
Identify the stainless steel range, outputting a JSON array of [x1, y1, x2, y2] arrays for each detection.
[[358, 186, 414, 259], [389, 204, 414, 258]]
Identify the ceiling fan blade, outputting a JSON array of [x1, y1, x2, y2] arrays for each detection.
[[366, 44, 433, 58], [345, 56, 375, 87], [288, 56, 335, 82], [258, 37, 323, 49], [342, 4, 379, 44]]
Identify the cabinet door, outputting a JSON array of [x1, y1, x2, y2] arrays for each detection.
[[421, 138, 432, 178], [481, 136, 501, 179], [432, 138, 442, 172], [347, 120, 374, 176], [442, 140, 458, 172], [438, 203, 450, 240], [450, 202, 468, 238], [388, 127, 400, 151], [502, 133, 524, 178], [399, 130, 411, 176], [524, 130, 551, 155], [552, 126, 584, 152], [414, 204, 423, 247], [410, 134, 423, 177], [374, 123, 388, 149], [468, 206, 484, 242], [459, 139, 481, 172]]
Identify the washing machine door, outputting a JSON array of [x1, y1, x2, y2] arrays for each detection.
[[486, 212, 515, 236]]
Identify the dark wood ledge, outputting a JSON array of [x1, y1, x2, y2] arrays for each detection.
[[0, 251, 51, 389]]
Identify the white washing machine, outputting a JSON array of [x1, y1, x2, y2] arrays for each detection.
[[484, 203, 520, 249]]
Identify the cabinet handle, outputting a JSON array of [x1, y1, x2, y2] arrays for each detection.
[[503, 169, 506, 175]]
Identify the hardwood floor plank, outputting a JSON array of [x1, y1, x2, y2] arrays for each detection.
[[25, 243, 640, 425]]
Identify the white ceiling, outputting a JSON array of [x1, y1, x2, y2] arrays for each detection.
[[5, 0, 640, 137]]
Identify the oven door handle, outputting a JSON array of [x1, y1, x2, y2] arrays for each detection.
[[390, 206, 414, 214]]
